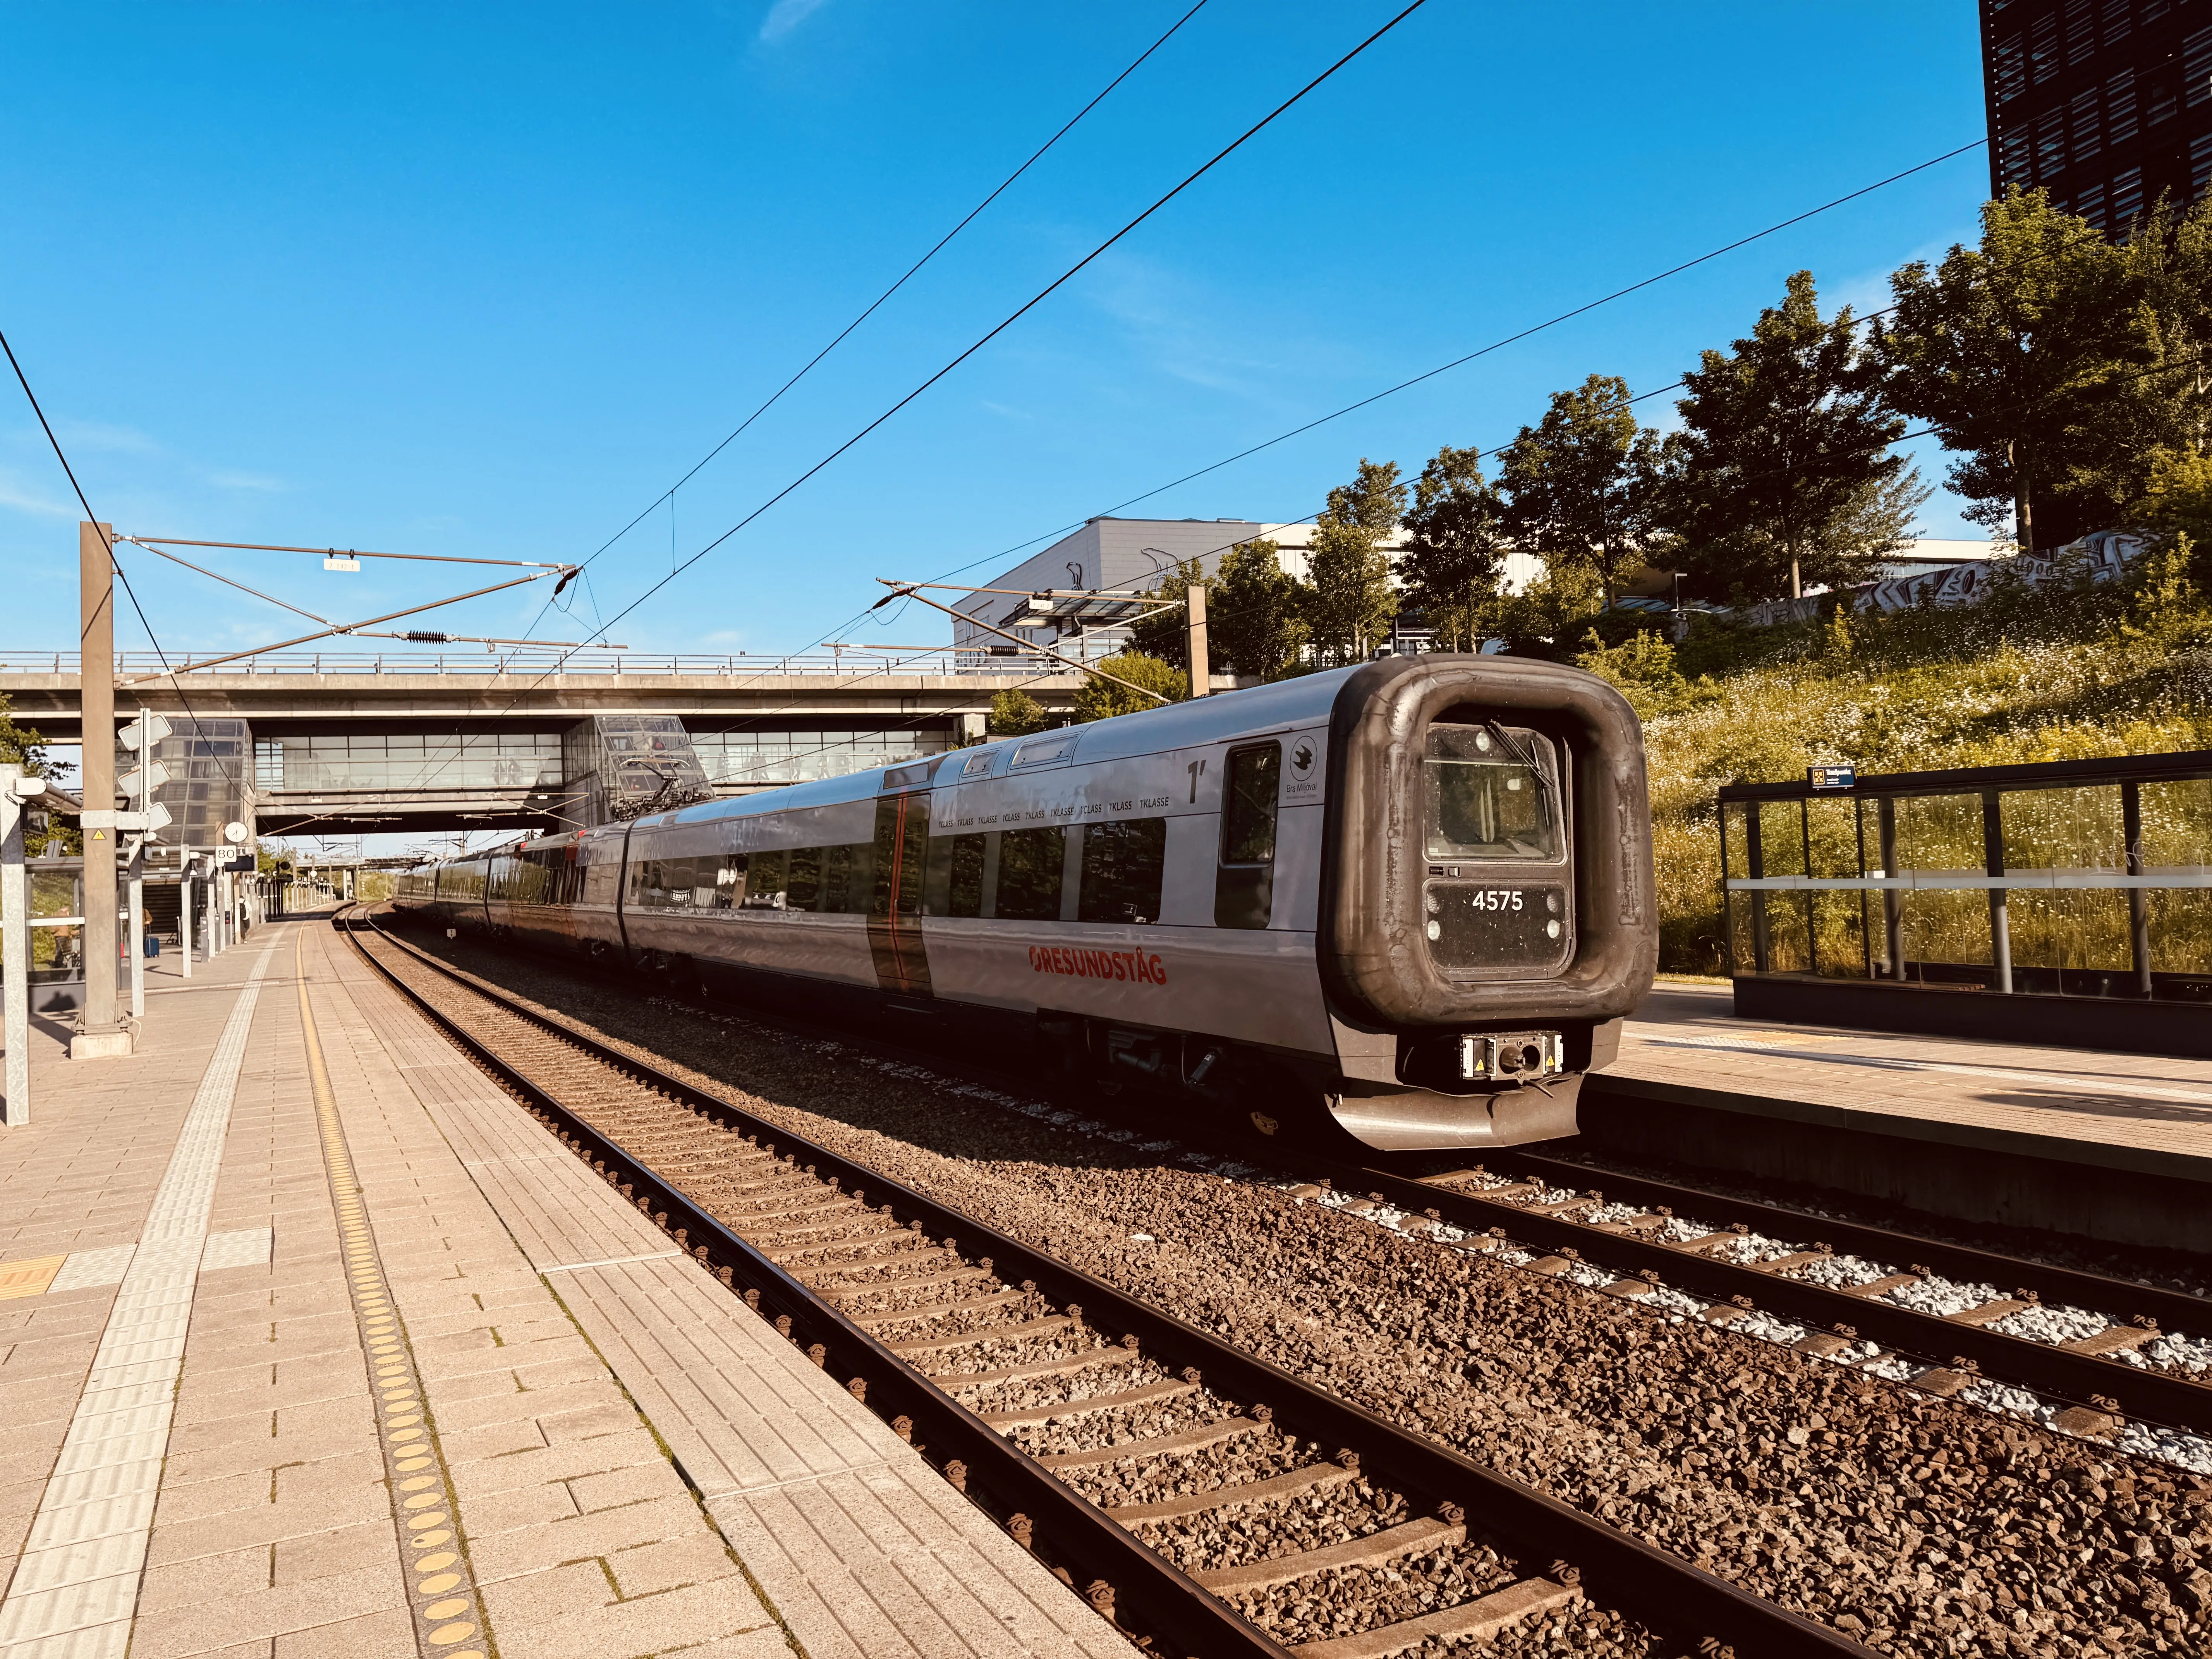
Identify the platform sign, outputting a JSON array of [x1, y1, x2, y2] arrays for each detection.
[[1808, 764, 1856, 791]]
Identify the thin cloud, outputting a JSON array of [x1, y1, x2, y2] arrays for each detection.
[[0, 471, 73, 517], [52, 418, 160, 456], [759, 0, 830, 43]]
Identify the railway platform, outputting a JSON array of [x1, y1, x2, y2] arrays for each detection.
[[1590, 979, 2212, 1254], [0, 916, 1120, 1659]]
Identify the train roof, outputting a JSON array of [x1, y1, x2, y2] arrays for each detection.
[[416, 663, 1371, 864]]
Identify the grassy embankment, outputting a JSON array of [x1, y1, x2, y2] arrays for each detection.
[[1575, 543, 2212, 977]]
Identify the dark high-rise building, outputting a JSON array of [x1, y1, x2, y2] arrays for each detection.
[[1982, 0, 2212, 234]]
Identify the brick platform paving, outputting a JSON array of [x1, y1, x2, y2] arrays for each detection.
[[0, 919, 1120, 1659]]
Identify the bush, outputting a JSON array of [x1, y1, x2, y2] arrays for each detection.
[[986, 688, 1050, 738], [1073, 652, 1187, 723]]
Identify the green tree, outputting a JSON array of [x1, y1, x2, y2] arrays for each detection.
[[1496, 374, 1664, 611], [1072, 651, 1186, 722], [1487, 561, 1602, 656], [1125, 556, 1207, 671], [1396, 445, 1506, 650], [1306, 457, 1403, 663], [1874, 188, 2151, 552], [1661, 271, 1919, 601], [986, 688, 1049, 738], [1210, 539, 1309, 680], [0, 692, 50, 776]]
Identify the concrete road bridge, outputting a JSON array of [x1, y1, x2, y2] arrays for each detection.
[[0, 647, 1082, 839]]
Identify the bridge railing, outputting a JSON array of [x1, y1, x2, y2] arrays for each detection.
[[0, 649, 1077, 679]]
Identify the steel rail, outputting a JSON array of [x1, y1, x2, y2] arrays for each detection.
[[1338, 1158, 2212, 1433], [1492, 1149, 2212, 1343], [340, 909, 1871, 1659]]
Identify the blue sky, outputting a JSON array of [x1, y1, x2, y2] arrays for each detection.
[[1, 1, 1990, 667]]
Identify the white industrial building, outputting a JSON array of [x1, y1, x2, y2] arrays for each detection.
[[952, 515, 1992, 661]]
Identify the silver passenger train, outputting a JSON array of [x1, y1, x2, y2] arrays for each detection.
[[392, 656, 1657, 1151]]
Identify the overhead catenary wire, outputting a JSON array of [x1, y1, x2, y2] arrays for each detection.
[[565, 0, 1436, 660], [0, 324, 244, 799], [373, 0, 1436, 834], [948, 138, 1994, 581], [531, 0, 1217, 613], [423, 135, 2023, 842]]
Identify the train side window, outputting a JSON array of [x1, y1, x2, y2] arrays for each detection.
[[1216, 743, 1279, 929], [819, 843, 859, 914], [744, 850, 789, 909], [994, 826, 1065, 921], [689, 856, 721, 909], [714, 852, 746, 908], [787, 847, 823, 911], [584, 854, 619, 908], [945, 833, 987, 917], [1079, 819, 1165, 924]]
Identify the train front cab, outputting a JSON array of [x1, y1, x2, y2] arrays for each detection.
[[1315, 656, 1657, 1151]]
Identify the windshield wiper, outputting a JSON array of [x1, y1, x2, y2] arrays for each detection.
[[1484, 720, 1554, 801]]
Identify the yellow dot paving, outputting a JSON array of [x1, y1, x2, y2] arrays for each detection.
[[300, 924, 497, 1659]]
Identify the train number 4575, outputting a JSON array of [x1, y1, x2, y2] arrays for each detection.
[[1466, 889, 1523, 911]]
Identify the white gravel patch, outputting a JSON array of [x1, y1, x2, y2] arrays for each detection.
[[1958, 1378, 2050, 1425], [1991, 1302, 2109, 1344], [1731, 1307, 1810, 1346], [2134, 1331, 2212, 1374], [1584, 1202, 1646, 1226], [1883, 1273, 2002, 1316], [1644, 1285, 1709, 1321], [1788, 1252, 1888, 1289], [2118, 1421, 2212, 1474], [1559, 1262, 1620, 1291]]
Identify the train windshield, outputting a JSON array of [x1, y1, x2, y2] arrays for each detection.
[[1422, 723, 1559, 861]]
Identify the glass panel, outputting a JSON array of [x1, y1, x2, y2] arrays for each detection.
[[2002, 785, 2130, 993], [945, 834, 986, 918], [1892, 793, 1992, 984], [1078, 819, 1166, 924], [2142, 779, 2212, 990], [742, 850, 788, 908], [1721, 802, 1757, 975], [787, 847, 822, 911], [821, 843, 867, 914], [1221, 746, 1280, 865], [1012, 733, 1079, 768], [1805, 796, 1867, 978], [994, 827, 1066, 921], [1421, 725, 1557, 862], [1753, 800, 1811, 974]]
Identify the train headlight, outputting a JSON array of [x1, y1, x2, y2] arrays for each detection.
[[1425, 920, 1441, 941], [1546, 920, 1561, 938]]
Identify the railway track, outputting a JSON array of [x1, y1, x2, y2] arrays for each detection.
[[1329, 1151, 2212, 1458], [373, 905, 2212, 1470], [338, 908, 1866, 1659]]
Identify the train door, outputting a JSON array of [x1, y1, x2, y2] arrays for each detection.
[[867, 791, 933, 995]]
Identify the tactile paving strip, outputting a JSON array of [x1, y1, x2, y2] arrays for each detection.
[[295, 938, 492, 1659], [0, 939, 279, 1659]]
